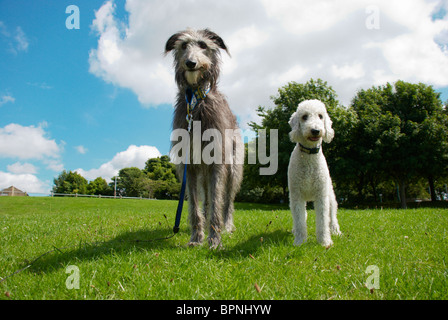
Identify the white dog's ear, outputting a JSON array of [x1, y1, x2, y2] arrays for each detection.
[[288, 111, 300, 142], [289, 111, 298, 129], [323, 113, 334, 143]]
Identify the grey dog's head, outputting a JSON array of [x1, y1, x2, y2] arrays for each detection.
[[165, 29, 229, 89]]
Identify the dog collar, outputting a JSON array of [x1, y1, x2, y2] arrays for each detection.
[[185, 84, 210, 132], [185, 84, 210, 110], [299, 143, 320, 154]]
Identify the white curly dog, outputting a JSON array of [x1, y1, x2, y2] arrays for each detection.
[[288, 99, 341, 247]]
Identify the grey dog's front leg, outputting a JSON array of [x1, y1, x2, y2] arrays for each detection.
[[207, 167, 224, 249], [187, 172, 205, 246]]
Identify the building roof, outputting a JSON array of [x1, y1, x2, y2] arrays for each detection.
[[0, 186, 28, 196]]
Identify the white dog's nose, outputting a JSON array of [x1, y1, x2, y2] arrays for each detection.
[[311, 129, 320, 136]]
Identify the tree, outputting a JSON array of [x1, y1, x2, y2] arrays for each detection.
[[323, 104, 360, 202], [350, 85, 402, 202], [144, 155, 178, 183], [53, 170, 88, 195], [144, 156, 181, 199], [117, 167, 151, 198], [411, 93, 448, 201], [87, 177, 111, 195], [350, 81, 448, 207], [147, 179, 181, 199]]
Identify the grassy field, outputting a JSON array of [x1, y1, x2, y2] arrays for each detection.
[[0, 196, 447, 300]]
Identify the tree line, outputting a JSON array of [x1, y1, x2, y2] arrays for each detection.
[[245, 79, 448, 208], [53, 155, 181, 199], [53, 79, 448, 208]]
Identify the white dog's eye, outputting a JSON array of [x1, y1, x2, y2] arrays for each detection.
[[302, 115, 308, 121], [319, 114, 323, 119]]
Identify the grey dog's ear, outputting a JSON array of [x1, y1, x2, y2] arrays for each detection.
[[203, 29, 230, 56], [165, 32, 182, 53]]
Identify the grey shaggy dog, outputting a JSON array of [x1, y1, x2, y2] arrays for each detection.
[[165, 29, 243, 248]]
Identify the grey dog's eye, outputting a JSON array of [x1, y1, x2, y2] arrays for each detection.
[[198, 41, 207, 49], [181, 42, 188, 50], [302, 115, 308, 121]]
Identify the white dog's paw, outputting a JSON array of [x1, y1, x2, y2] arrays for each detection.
[[330, 225, 342, 236], [319, 238, 333, 248]]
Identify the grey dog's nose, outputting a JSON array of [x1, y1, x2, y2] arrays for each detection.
[[186, 60, 197, 69], [311, 129, 320, 136]]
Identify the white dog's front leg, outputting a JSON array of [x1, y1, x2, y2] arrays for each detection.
[[329, 192, 341, 236], [291, 199, 307, 246], [315, 197, 333, 247]]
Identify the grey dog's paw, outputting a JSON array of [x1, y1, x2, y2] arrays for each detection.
[[207, 236, 222, 250], [188, 231, 204, 247], [187, 241, 203, 247]]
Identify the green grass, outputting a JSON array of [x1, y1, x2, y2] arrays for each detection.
[[1, 196, 447, 300]]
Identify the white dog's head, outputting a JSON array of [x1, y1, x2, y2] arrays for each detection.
[[289, 99, 334, 147]]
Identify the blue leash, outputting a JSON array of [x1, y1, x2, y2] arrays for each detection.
[[172, 85, 210, 234], [173, 151, 187, 234]]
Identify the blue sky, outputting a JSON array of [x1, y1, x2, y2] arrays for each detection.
[[1, 0, 447, 194], [0, 0, 171, 193]]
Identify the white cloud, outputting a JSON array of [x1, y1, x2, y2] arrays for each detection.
[[75, 144, 162, 181], [26, 82, 53, 90], [262, 0, 360, 35], [0, 123, 64, 173], [0, 22, 29, 54], [226, 25, 270, 55], [331, 63, 365, 80], [7, 162, 37, 174], [0, 171, 49, 194], [370, 32, 448, 85], [44, 159, 64, 172], [273, 64, 309, 86], [0, 95, 15, 106], [0, 123, 61, 194], [0, 123, 62, 160], [88, 0, 448, 125], [75, 145, 88, 154], [88, 1, 174, 106], [14, 26, 28, 52]]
